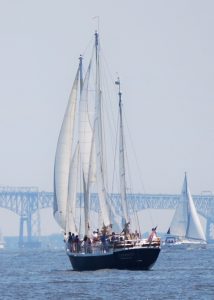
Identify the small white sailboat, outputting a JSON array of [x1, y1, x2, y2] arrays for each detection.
[[165, 173, 206, 246], [53, 31, 161, 271]]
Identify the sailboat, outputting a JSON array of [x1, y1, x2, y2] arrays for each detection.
[[165, 173, 206, 246], [53, 31, 161, 271]]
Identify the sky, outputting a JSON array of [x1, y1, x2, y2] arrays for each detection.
[[0, 1, 214, 236]]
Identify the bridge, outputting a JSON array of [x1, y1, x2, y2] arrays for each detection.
[[0, 186, 214, 246]]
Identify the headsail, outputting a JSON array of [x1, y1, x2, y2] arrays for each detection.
[[53, 68, 79, 230], [170, 173, 206, 242], [185, 176, 206, 241]]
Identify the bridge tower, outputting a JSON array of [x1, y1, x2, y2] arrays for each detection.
[[18, 190, 41, 248]]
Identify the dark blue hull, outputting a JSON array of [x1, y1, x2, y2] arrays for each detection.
[[68, 247, 160, 271]]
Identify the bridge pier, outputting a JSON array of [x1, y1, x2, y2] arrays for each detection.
[[19, 215, 31, 247], [18, 205, 42, 249], [19, 214, 41, 248]]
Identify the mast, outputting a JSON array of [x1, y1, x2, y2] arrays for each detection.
[[79, 53, 92, 236], [115, 78, 129, 224], [94, 31, 111, 227], [79, 55, 83, 91]]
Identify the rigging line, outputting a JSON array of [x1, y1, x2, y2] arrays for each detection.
[[99, 49, 120, 178], [109, 111, 120, 223], [126, 157, 155, 229], [110, 111, 119, 194], [99, 52, 119, 192], [123, 110, 155, 227], [100, 102, 117, 191], [100, 48, 122, 126], [126, 189, 141, 235], [124, 111, 146, 193], [81, 35, 94, 57], [100, 46, 155, 228], [99, 92, 109, 192], [99, 48, 118, 129], [81, 44, 95, 88]]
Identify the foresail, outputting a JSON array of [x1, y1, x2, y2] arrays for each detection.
[[53, 69, 79, 230], [170, 174, 206, 242]]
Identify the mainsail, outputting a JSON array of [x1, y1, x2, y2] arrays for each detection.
[[169, 173, 206, 242]]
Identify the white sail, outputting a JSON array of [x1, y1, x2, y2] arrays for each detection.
[[65, 143, 80, 234], [78, 60, 93, 234], [79, 60, 93, 182], [94, 93, 110, 226], [186, 182, 206, 241], [53, 69, 79, 230], [169, 178, 188, 237], [88, 131, 97, 184], [84, 131, 97, 233], [170, 174, 206, 242]]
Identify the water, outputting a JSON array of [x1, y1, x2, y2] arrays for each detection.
[[0, 245, 214, 299]]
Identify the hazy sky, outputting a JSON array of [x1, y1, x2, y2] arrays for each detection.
[[0, 1, 214, 235]]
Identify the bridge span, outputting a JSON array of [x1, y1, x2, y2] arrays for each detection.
[[0, 186, 214, 246]]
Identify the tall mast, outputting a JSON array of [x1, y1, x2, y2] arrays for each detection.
[[95, 31, 99, 62], [115, 78, 129, 224], [78, 53, 88, 235], [94, 31, 111, 227], [79, 55, 83, 91]]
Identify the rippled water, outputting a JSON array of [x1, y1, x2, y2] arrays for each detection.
[[0, 245, 214, 299]]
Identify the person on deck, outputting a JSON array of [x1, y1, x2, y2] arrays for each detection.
[[147, 226, 157, 243], [74, 235, 80, 252], [101, 232, 109, 252], [121, 222, 130, 239], [92, 231, 98, 243], [67, 232, 73, 251]]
